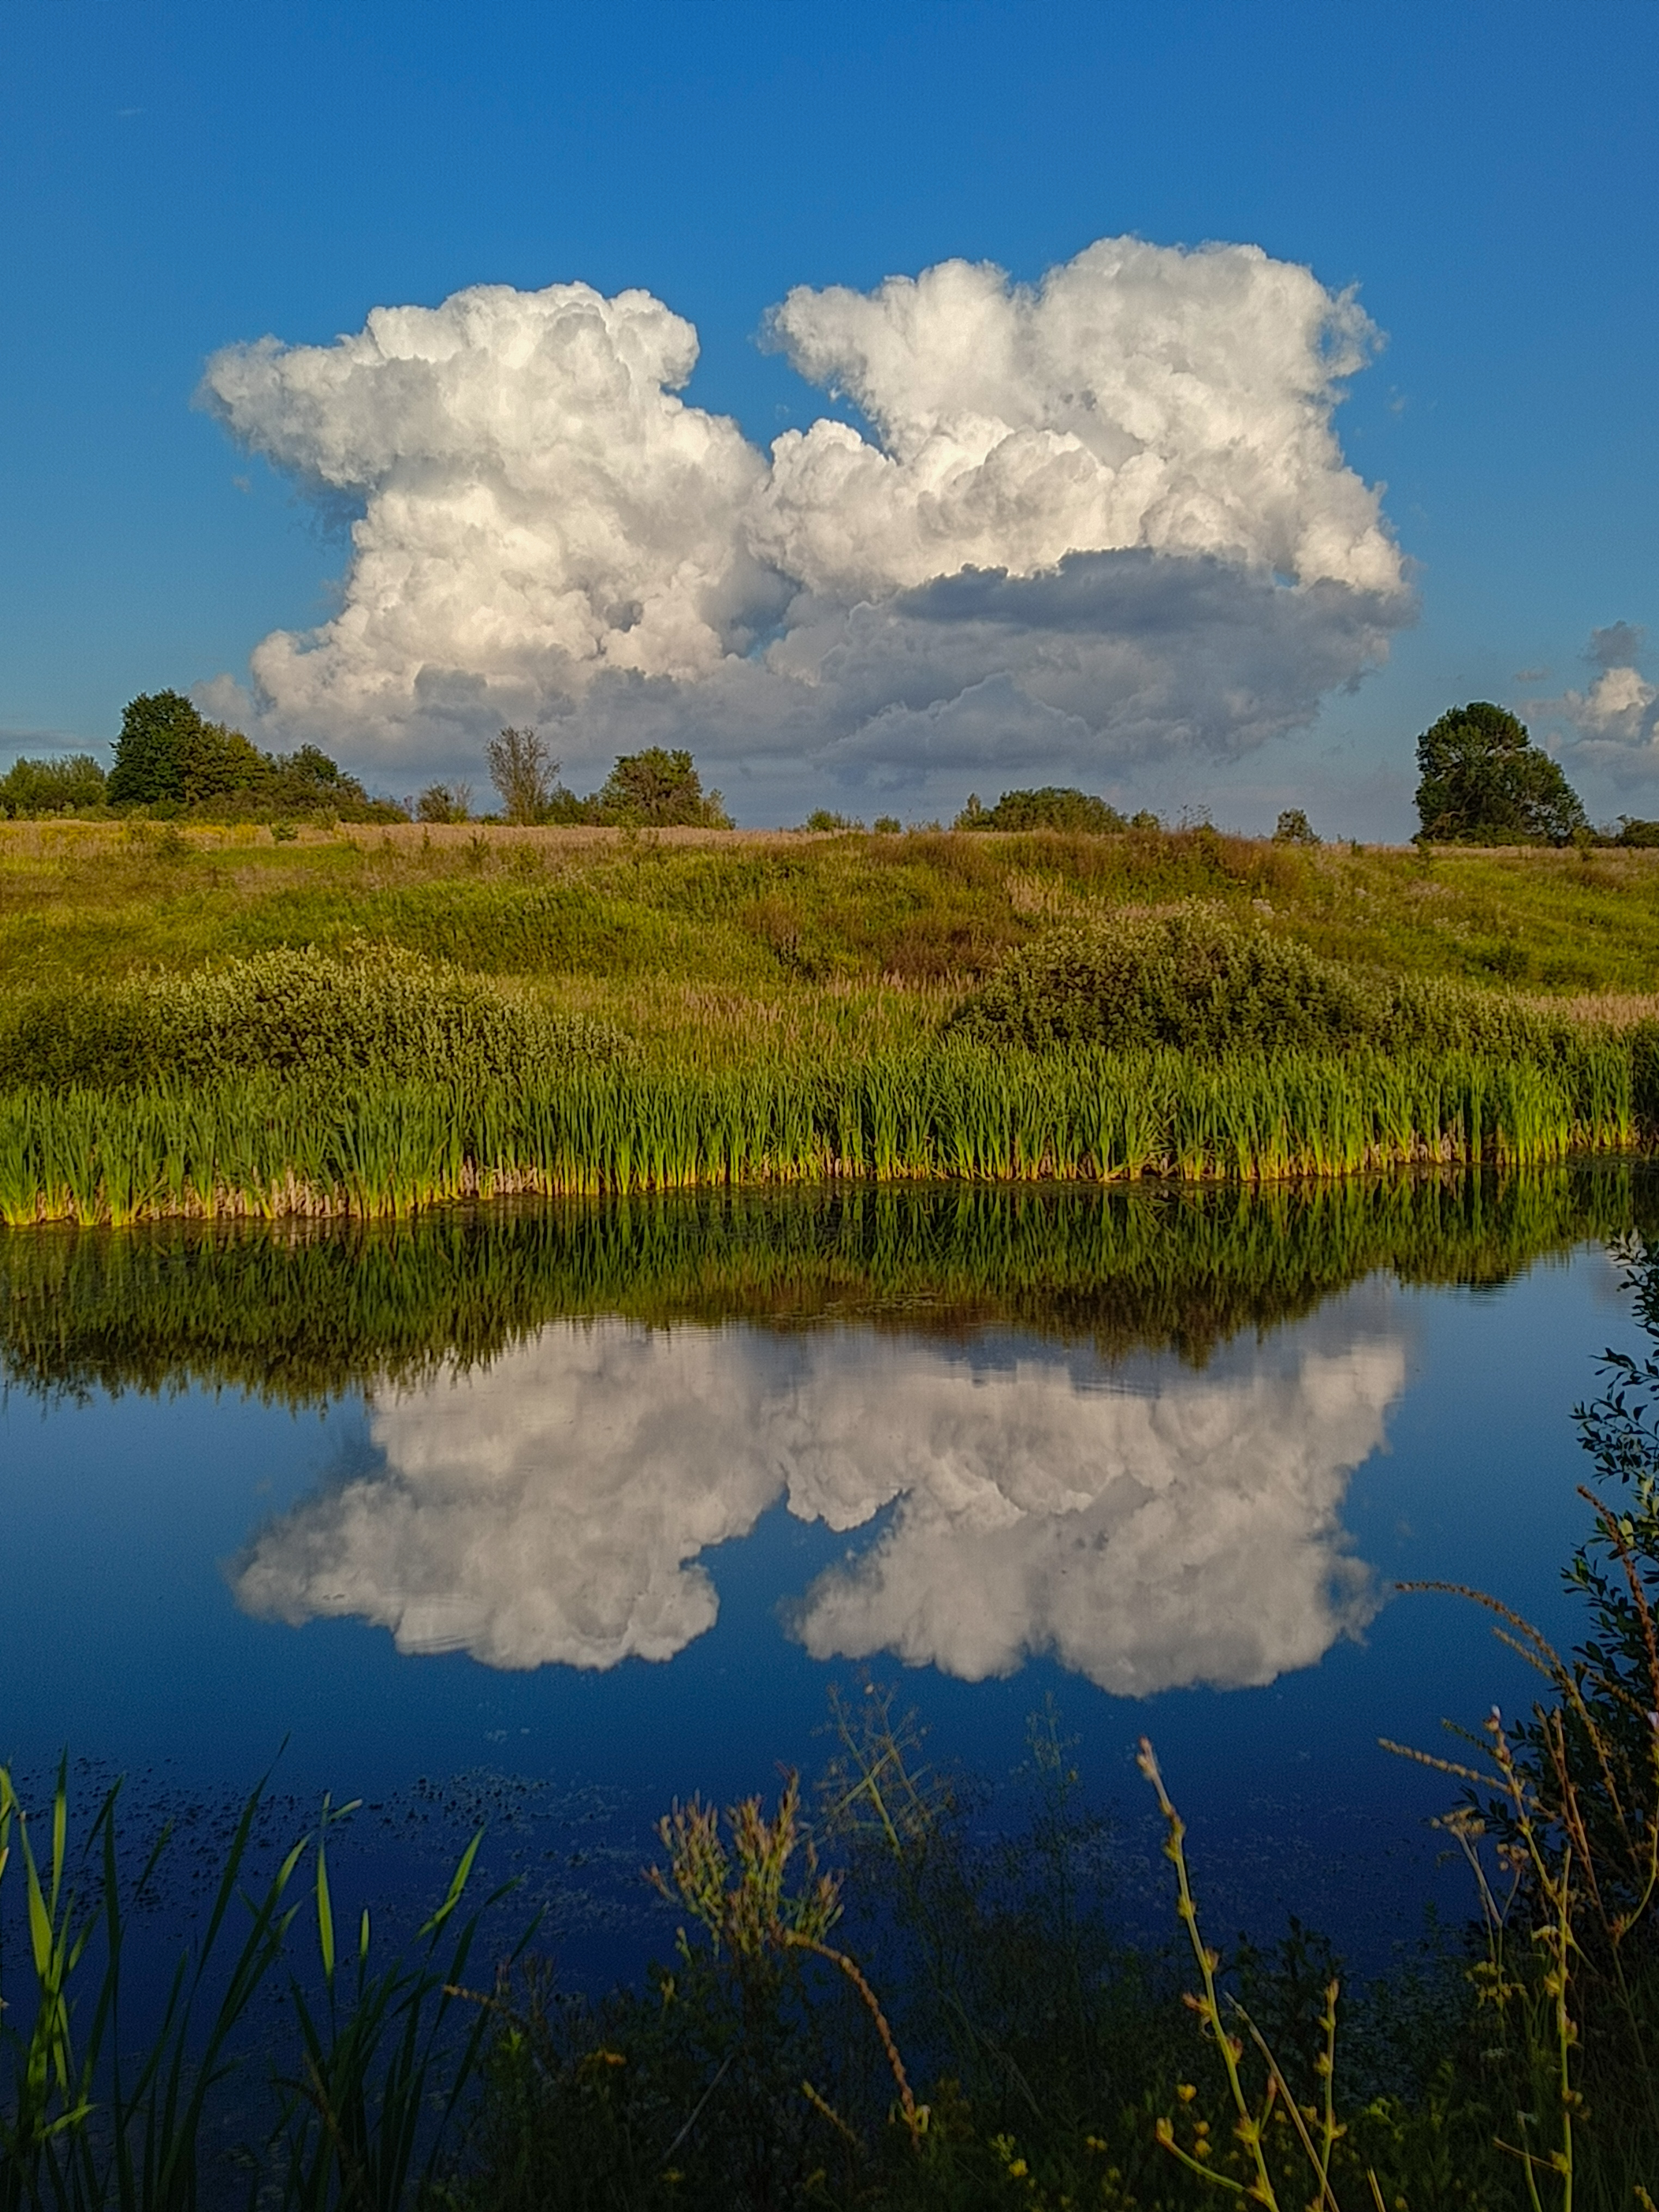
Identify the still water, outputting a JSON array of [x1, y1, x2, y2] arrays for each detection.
[[2, 1169, 1652, 1977]]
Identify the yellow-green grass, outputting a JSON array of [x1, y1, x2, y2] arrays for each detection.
[[0, 1038, 1639, 1228], [5, 822, 1659, 1057]]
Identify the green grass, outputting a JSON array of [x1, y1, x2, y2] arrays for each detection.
[[0, 1036, 1642, 1228], [7, 820, 1659, 1022], [4, 820, 1659, 1222]]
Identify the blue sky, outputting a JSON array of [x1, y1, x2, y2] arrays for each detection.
[[2, 0, 1655, 834]]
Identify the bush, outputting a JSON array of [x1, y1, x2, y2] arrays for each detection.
[[955, 787, 1128, 833], [0, 947, 634, 1092], [949, 907, 1572, 1060]]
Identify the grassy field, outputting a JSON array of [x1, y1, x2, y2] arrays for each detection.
[[4, 819, 1658, 1219], [5, 818, 1659, 1054]]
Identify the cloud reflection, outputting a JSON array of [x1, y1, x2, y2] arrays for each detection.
[[231, 1316, 1403, 1694]]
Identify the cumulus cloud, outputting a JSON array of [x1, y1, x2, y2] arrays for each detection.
[[200, 239, 1410, 801], [1533, 622, 1659, 772], [230, 1311, 1403, 1695]]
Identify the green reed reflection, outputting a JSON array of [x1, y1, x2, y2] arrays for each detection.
[[2, 1163, 1650, 1408]]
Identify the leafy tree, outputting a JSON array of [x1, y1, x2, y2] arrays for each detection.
[[107, 691, 201, 806], [1414, 701, 1588, 845], [416, 782, 472, 824], [1273, 808, 1319, 845], [800, 808, 863, 832], [955, 787, 1128, 833], [595, 748, 730, 827], [105, 690, 391, 819], [0, 754, 107, 816], [872, 815, 901, 834]]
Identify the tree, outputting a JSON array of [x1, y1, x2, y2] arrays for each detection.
[[486, 728, 555, 825], [105, 690, 390, 819], [416, 781, 472, 824], [107, 691, 201, 806], [1414, 702, 1588, 845], [0, 754, 107, 816], [595, 748, 730, 828], [955, 787, 1128, 833], [1273, 808, 1319, 845]]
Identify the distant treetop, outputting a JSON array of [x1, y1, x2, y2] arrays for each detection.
[[955, 787, 1128, 833], [1414, 702, 1588, 846], [0, 753, 107, 818], [483, 735, 732, 828], [103, 691, 394, 821]]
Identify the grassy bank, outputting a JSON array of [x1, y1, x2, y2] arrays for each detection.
[[6, 816, 1659, 1013], [0, 1039, 1644, 1227], [4, 820, 1659, 1220]]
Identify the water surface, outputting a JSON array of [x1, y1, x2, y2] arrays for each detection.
[[2, 1170, 1649, 1974]]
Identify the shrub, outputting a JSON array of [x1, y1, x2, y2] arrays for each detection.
[[949, 907, 1573, 1060], [0, 947, 634, 1092], [0, 753, 107, 816], [418, 782, 473, 824], [955, 787, 1128, 833]]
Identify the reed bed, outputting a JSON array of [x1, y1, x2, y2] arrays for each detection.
[[0, 1036, 1642, 1229]]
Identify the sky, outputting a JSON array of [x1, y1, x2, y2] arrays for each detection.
[[2, 0, 1655, 835]]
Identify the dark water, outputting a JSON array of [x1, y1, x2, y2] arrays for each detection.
[[2, 1169, 1652, 1982]]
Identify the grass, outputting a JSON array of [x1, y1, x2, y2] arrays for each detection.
[[5, 820, 1659, 1223], [0, 1038, 1643, 1228], [7, 818, 1659, 1016]]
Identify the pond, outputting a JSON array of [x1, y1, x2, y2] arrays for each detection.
[[2, 1167, 1652, 1986]]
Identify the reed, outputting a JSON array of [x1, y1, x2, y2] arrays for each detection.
[[0, 1764, 507, 2212], [0, 1035, 1642, 1231]]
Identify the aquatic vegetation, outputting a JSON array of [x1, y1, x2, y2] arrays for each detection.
[[0, 1033, 1642, 1230], [0, 1766, 504, 2212]]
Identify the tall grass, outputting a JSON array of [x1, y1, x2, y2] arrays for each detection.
[[0, 1035, 1642, 1228], [0, 1765, 511, 2212]]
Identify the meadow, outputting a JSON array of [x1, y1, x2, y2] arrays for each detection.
[[3, 818, 1659, 1221]]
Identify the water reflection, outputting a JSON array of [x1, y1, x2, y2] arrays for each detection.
[[232, 1300, 1403, 1694]]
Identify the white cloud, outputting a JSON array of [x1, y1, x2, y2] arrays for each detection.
[[1531, 623, 1659, 774], [200, 241, 1409, 804], [230, 1312, 1403, 1694]]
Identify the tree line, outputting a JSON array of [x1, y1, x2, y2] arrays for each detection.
[[421, 728, 733, 828], [3, 690, 1656, 846]]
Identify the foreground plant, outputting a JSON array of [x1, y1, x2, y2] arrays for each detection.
[[0, 1762, 506, 2211], [1138, 1738, 1381, 2212], [652, 1774, 927, 2155]]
